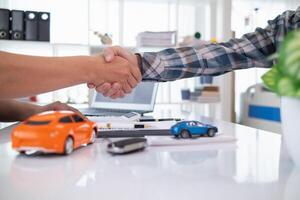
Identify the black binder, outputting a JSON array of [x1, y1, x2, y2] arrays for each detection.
[[38, 12, 50, 41], [11, 10, 25, 40], [0, 8, 10, 39], [25, 11, 38, 41]]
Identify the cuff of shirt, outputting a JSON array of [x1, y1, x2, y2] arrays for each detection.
[[138, 52, 166, 82]]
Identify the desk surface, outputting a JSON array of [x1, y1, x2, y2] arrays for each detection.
[[0, 114, 299, 200]]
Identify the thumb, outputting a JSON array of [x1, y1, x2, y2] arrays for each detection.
[[103, 47, 115, 62], [113, 46, 136, 64]]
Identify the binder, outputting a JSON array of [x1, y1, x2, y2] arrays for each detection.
[[25, 11, 38, 41], [11, 10, 25, 40], [0, 8, 10, 39], [38, 12, 50, 41]]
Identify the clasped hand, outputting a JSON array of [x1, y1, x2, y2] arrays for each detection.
[[89, 46, 141, 99]]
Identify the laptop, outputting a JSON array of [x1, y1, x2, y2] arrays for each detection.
[[80, 82, 158, 117]]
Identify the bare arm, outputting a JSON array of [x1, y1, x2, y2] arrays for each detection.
[[0, 51, 141, 98], [0, 51, 93, 98], [0, 100, 84, 122]]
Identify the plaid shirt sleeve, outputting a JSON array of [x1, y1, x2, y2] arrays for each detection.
[[140, 7, 300, 82]]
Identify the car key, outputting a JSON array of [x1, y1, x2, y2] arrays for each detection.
[[107, 138, 147, 154]]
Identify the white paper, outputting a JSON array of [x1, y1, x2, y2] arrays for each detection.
[[147, 134, 236, 146]]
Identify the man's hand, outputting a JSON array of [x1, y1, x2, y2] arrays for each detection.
[[88, 46, 142, 99], [0, 100, 86, 122], [88, 55, 141, 94], [36, 101, 87, 120], [39, 101, 81, 114]]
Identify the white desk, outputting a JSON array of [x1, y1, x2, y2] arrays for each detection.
[[0, 115, 299, 200]]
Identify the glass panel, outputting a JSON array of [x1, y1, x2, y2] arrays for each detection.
[[178, 4, 196, 39], [123, 1, 170, 46], [25, 120, 51, 125], [89, 0, 120, 45], [59, 116, 73, 123], [72, 115, 84, 123], [232, 0, 300, 122]]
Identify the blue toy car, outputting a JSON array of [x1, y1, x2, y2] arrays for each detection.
[[170, 121, 218, 138]]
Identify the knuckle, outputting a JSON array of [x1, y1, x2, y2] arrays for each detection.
[[123, 60, 130, 67], [125, 88, 132, 94], [96, 88, 103, 93], [121, 71, 130, 79], [96, 87, 104, 93]]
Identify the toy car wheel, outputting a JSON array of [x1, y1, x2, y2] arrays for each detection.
[[180, 130, 191, 138], [19, 150, 26, 154], [64, 136, 74, 155], [89, 130, 96, 144], [207, 129, 216, 137]]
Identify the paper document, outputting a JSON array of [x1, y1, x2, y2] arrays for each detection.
[[147, 134, 236, 146]]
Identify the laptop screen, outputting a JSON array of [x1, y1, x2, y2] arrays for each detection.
[[91, 82, 158, 112]]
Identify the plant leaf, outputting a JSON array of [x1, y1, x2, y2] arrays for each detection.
[[261, 66, 281, 92], [277, 77, 296, 96]]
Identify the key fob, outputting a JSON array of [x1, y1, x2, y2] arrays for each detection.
[[107, 138, 147, 154]]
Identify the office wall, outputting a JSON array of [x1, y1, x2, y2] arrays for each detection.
[[232, 0, 300, 122]]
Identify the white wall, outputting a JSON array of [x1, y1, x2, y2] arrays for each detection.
[[232, 0, 300, 122]]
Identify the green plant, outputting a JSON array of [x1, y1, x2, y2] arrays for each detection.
[[262, 30, 300, 98]]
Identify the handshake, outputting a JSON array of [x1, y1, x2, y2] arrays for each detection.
[[88, 46, 142, 99]]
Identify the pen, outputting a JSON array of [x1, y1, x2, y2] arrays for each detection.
[[138, 118, 181, 122], [99, 123, 151, 129], [158, 118, 181, 121]]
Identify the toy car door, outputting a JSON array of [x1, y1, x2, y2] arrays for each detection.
[[187, 121, 198, 134], [72, 114, 90, 143]]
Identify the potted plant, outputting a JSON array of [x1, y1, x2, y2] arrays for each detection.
[[262, 30, 300, 166]]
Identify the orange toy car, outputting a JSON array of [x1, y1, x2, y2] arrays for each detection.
[[12, 111, 98, 155]]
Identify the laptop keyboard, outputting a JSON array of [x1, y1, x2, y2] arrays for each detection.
[[79, 108, 136, 116]]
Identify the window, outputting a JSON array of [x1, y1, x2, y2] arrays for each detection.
[[89, 0, 120, 45], [72, 115, 85, 123], [25, 120, 51, 125], [2, 0, 212, 108], [195, 122, 204, 126], [232, 0, 300, 122], [59, 116, 73, 123], [123, 1, 170, 46], [188, 122, 196, 126]]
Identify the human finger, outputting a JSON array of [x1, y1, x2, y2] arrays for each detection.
[[96, 83, 112, 96], [104, 82, 121, 97], [111, 90, 125, 99], [127, 73, 138, 89], [122, 81, 133, 94]]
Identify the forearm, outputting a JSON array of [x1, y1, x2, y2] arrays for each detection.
[[0, 100, 41, 122], [140, 34, 276, 82], [0, 51, 95, 98], [140, 7, 300, 81], [140, 43, 273, 82]]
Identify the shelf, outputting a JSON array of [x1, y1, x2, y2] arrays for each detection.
[[0, 40, 171, 56], [181, 97, 220, 104], [0, 40, 91, 56], [89, 45, 172, 55]]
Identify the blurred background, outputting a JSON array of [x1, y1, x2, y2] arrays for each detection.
[[1, 0, 299, 132]]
